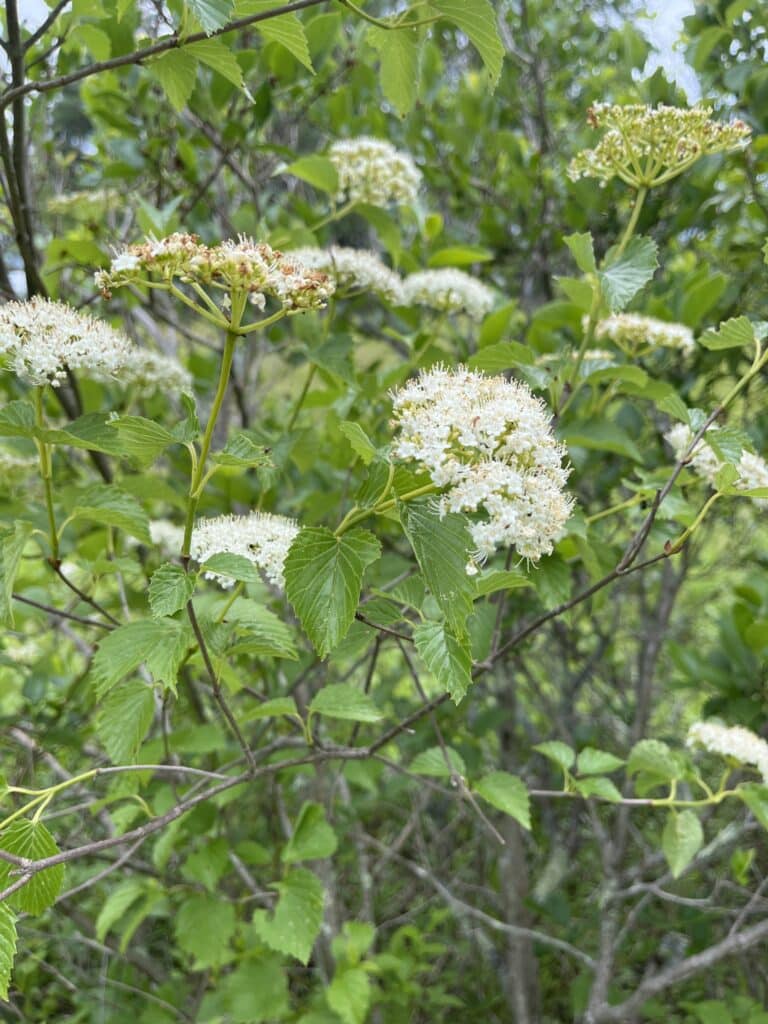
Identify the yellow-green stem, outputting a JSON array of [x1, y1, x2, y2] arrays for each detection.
[[614, 186, 647, 260], [334, 481, 438, 537], [34, 387, 58, 562]]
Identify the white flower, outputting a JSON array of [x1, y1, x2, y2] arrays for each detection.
[[687, 721, 768, 783], [391, 365, 573, 564], [665, 423, 768, 496], [593, 313, 695, 355], [149, 520, 185, 555], [109, 348, 193, 398], [285, 246, 404, 303], [328, 137, 421, 207], [191, 511, 299, 589], [402, 269, 495, 321], [111, 252, 141, 273], [0, 297, 133, 387]]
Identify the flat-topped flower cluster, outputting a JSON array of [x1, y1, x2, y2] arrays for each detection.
[[568, 104, 751, 187], [593, 313, 695, 355], [687, 721, 768, 783], [391, 365, 573, 564], [96, 233, 334, 312], [286, 246, 405, 304], [402, 269, 496, 321], [665, 423, 768, 494], [191, 511, 299, 590], [328, 137, 421, 207]]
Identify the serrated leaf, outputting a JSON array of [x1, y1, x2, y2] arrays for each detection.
[[399, 499, 475, 637], [202, 552, 262, 583], [413, 620, 473, 703], [176, 893, 236, 967], [467, 341, 534, 373], [327, 966, 371, 1024], [90, 619, 190, 698], [431, 0, 504, 87], [474, 771, 531, 828], [561, 421, 644, 462], [0, 819, 64, 915], [252, 868, 324, 964], [410, 746, 465, 778], [186, 0, 234, 34], [187, 38, 244, 89], [0, 400, 34, 437], [564, 232, 596, 274], [95, 879, 146, 941], [111, 416, 175, 466], [699, 316, 755, 350], [285, 527, 381, 658], [283, 154, 338, 193], [339, 421, 377, 465], [576, 747, 625, 776], [662, 810, 703, 878], [309, 683, 383, 723], [627, 739, 681, 781], [225, 597, 298, 660], [473, 568, 531, 596], [216, 955, 290, 1021], [534, 740, 575, 772], [36, 413, 121, 453], [237, 0, 314, 70], [367, 25, 421, 117], [149, 49, 198, 112], [738, 783, 768, 830], [148, 563, 195, 618], [241, 696, 300, 723], [574, 776, 623, 802], [0, 521, 33, 626], [0, 902, 17, 1001], [70, 484, 151, 543], [283, 802, 338, 863], [211, 431, 272, 467], [598, 236, 658, 312], [96, 679, 155, 763]]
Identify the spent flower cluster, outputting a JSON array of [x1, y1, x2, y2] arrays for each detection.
[[328, 137, 421, 207], [687, 721, 768, 783], [286, 246, 404, 304], [96, 233, 334, 312], [391, 366, 573, 563], [593, 313, 695, 355], [402, 269, 496, 321], [568, 104, 751, 188], [191, 511, 299, 590], [665, 423, 768, 495]]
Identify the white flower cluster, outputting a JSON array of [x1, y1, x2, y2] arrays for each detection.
[[665, 423, 768, 494], [149, 519, 185, 555], [0, 448, 37, 479], [286, 246, 404, 303], [593, 313, 695, 355], [191, 511, 299, 589], [568, 104, 751, 187], [687, 721, 768, 783], [402, 269, 495, 321], [391, 365, 573, 563], [110, 348, 193, 398], [96, 233, 334, 312], [0, 297, 133, 387], [328, 137, 421, 207]]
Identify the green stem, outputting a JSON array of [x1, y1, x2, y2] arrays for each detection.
[[585, 493, 645, 524], [668, 491, 723, 553], [334, 481, 438, 537], [613, 186, 647, 260], [336, 0, 437, 28], [309, 199, 357, 232], [33, 386, 58, 562], [288, 364, 318, 430]]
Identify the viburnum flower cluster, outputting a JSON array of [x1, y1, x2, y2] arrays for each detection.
[[687, 721, 768, 783], [0, 296, 133, 387], [328, 137, 421, 207], [390, 365, 573, 564], [402, 269, 495, 321], [191, 511, 299, 589], [665, 423, 768, 494], [593, 313, 695, 355], [286, 246, 404, 303], [568, 104, 751, 188], [110, 348, 193, 398], [96, 233, 334, 312]]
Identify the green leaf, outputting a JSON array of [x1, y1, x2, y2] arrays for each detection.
[[309, 683, 383, 723], [36, 413, 121, 453], [699, 316, 755, 350], [0, 521, 32, 626], [283, 154, 338, 193], [598, 235, 658, 312], [202, 552, 262, 583], [69, 484, 151, 543], [95, 879, 146, 941], [252, 868, 325, 964], [427, 245, 494, 268], [216, 956, 290, 1022], [0, 819, 64, 915], [576, 748, 625, 776], [327, 966, 371, 1024], [413, 621, 473, 703], [241, 696, 300, 723], [367, 26, 420, 117], [431, 0, 504, 87], [473, 568, 531, 596], [474, 771, 531, 828], [148, 564, 195, 618], [534, 740, 575, 772], [211, 431, 272, 467], [239, 0, 314, 70], [467, 341, 534, 373], [399, 499, 475, 637], [627, 739, 682, 781], [573, 777, 623, 802], [0, 902, 17, 1002], [339, 421, 377, 465], [96, 679, 155, 764], [564, 232, 596, 274], [0, 400, 34, 437], [186, 0, 234, 34], [176, 893, 236, 967], [738, 783, 768, 831], [149, 49, 198, 111], [410, 746, 465, 777], [283, 802, 338, 863], [187, 38, 244, 89], [662, 810, 703, 878], [111, 416, 175, 466], [561, 421, 644, 462], [225, 597, 299, 661], [90, 619, 190, 698], [285, 527, 381, 658]]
